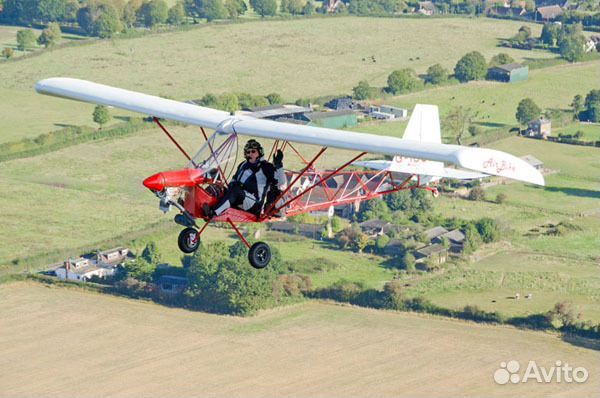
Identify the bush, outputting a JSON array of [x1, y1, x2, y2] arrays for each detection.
[[495, 193, 507, 204], [16, 29, 36, 51], [468, 186, 486, 201], [2, 47, 13, 59]]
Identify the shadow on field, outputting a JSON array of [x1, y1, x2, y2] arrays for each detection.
[[561, 334, 600, 351], [537, 186, 600, 199], [473, 121, 509, 129], [53, 123, 76, 128]]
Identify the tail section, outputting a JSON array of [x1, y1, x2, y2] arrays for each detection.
[[402, 104, 441, 144]]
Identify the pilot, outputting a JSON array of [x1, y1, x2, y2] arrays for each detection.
[[204, 139, 285, 218]]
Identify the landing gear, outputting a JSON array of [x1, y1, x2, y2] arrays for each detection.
[[248, 242, 271, 269], [178, 227, 200, 253]]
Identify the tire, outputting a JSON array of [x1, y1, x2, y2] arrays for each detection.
[[178, 227, 200, 254], [248, 242, 271, 269]]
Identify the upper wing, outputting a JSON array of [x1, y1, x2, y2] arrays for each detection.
[[35, 77, 544, 186]]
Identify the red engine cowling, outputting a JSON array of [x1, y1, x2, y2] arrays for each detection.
[[143, 169, 205, 191]]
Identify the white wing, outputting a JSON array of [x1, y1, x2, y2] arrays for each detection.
[[354, 160, 489, 180], [35, 78, 544, 186]]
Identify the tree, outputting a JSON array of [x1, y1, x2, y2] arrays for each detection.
[[168, 1, 187, 24], [454, 51, 487, 83], [352, 80, 374, 100], [124, 257, 155, 282], [559, 33, 586, 62], [141, 241, 162, 265], [489, 53, 514, 68], [218, 93, 239, 112], [462, 222, 480, 254], [540, 23, 559, 46], [199, 0, 228, 21], [570, 94, 583, 120], [401, 252, 416, 271], [37, 22, 61, 48], [387, 68, 418, 94], [2, 47, 14, 59], [424, 63, 448, 85], [302, 0, 315, 15], [93, 105, 111, 128], [583, 89, 600, 122], [140, 0, 169, 27], [443, 106, 473, 145], [123, 0, 144, 27], [265, 92, 282, 105], [515, 98, 541, 126], [16, 29, 36, 51], [548, 301, 579, 328], [250, 0, 277, 16], [224, 0, 247, 18], [77, 2, 122, 38], [36, 0, 69, 22], [476, 218, 499, 243]]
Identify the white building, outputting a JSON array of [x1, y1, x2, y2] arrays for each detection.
[[368, 105, 408, 120], [54, 257, 116, 282]]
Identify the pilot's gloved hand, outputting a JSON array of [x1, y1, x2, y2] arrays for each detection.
[[273, 149, 284, 169]]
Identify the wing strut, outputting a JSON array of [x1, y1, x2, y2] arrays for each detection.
[[153, 117, 197, 167]]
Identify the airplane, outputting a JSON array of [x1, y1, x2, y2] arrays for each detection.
[[35, 78, 544, 269]]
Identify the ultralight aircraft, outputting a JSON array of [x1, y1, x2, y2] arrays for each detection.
[[36, 78, 544, 268]]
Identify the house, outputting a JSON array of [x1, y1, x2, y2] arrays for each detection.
[[299, 110, 358, 129], [487, 63, 529, 83], [424, 226, 449, 242], [269, 222, 324, 238], [417, 1, 436, 15], [247, 104, 312, 121], [55, 257, 116, 282], [97, 247, 132, 267], [414, 244, 448, 264], [325, 96, 359, 111], [536, 5, 563, 21], [358, 220, 397, 237], [584, 38, 597, 53], [323, 0, 345, 12], [527, 118, 552, 138], [590, 36, 600, 52], [487, 6, 527, 18], [157, 275, 188, 295], [521, 154, 544, 170]]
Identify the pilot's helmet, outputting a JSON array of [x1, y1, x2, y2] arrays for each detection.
[[244, 139, 264, 157]]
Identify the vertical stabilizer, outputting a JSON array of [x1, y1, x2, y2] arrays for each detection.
[[403, 104, 441, 144]]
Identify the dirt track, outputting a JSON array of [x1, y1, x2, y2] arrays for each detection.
[[0, 282, 597, 397]]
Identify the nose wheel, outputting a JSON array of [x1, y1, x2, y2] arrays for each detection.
[[248, 242, 271, 269], [178, 227, 200, 253]]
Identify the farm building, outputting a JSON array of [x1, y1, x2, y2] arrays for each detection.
[[521, 154, 544, 170], [487, 63, 528, 83], [486, 6, 527, 18], [527, 118, 552, 138], [299, 110, 358, 129], [424, 226, 449, 242], [156, 275, 188, 295], [358, 220, 398, 237], [535, 5, 563, 21], [433, 229, 466, 254], [368, 105, 408, 120], [247, 104, 311, 121], [415, 244, 448, 265], [325, 96, 360, 111], [384, 239, 405, 256]]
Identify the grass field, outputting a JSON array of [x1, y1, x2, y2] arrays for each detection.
[[0, 16, 549, 143], [0, 281, 598, 397], [348, 62, 599, 141]]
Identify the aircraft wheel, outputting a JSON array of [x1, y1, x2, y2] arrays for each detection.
[[432, 189, 440, 198], [178, 227, 200, 254], [248, 242, 271, 269]]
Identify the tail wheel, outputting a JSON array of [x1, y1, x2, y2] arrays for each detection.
[[248, 242, 271, 269], [178, 227, 200, 253]]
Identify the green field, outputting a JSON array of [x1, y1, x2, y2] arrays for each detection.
[[0, 16, 550, 143], [0, 282, 598, 397]]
